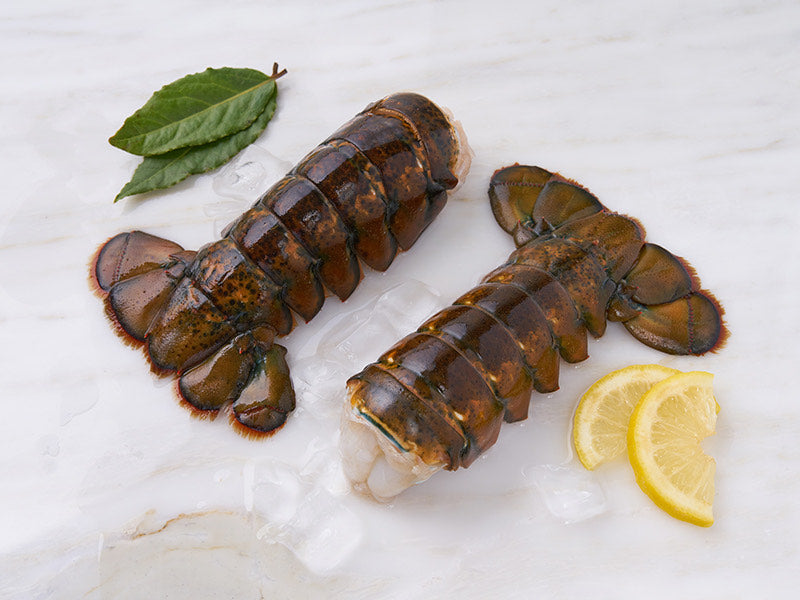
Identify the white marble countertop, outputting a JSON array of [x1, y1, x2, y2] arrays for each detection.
[[2, 0, 799, 597]]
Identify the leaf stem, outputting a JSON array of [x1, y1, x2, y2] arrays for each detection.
[[270, 63, 288, 81]]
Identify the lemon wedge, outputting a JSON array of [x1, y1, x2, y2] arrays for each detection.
[[627, 371, 718, 527], [573, 364, 679, 470]]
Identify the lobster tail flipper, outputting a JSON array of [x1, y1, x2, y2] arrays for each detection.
[[178, 329, 270, 411], [107, 260, 188, 341], [93, 230, 195, 342], [488, 165, 554, 235], [529, 181, 604, 232], [610, 243, 727, 355], [621, 243, 695, 305], [622, 292, 725, 356], [230, 343, 295, 435], [93, 231, 185, 291], [488, 166, 603, 245]]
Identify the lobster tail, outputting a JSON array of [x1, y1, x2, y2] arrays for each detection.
[[93, 92, 468, 435], [342, 165, 726, 501]]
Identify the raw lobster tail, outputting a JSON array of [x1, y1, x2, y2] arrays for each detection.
[[92, 92, 469, 436], [342, 165, 726, 501]]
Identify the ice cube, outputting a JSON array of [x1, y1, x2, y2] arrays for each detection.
[[212, 145, 291, 202], [311, 280, 442, 364], [372, 280, 442, 336], [524, 464, 607, 524], [249, 460, 306, 525], [274, 488, 362, 574], [292, 356, 351, 419]]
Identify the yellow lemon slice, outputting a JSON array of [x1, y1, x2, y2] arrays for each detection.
[[627, 371, 718, 527], [573, 364, 679, 470]]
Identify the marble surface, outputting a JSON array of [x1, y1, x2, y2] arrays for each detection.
[[1, 0, 799, 597]]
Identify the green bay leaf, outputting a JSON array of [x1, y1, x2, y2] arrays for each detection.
[[114, 92, 277, 201], [109, 66, 279, 156]]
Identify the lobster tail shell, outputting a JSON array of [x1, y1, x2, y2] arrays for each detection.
[[92, 92, 468, 435]]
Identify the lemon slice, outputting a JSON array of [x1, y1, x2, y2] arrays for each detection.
[[573, 364, 679, 470], [627, 371, 718, 527]]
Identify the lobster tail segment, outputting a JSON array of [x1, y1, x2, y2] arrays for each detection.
[[369, 92, 466, 190]]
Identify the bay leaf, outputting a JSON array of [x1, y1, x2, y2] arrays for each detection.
[[114, 92, 277, 201], [109, 66, 280, 156]]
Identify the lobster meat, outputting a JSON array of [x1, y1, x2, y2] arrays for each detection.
[[92, 93, 469, 435], [341, 165, 727, 501]]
